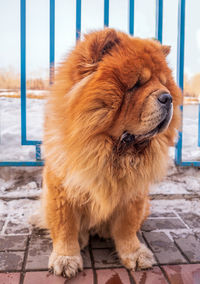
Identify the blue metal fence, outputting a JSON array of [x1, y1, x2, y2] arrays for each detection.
[[0, 0, 199, 167]]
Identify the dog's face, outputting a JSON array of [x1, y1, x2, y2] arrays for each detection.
[[63, 29, 180, 152], [104, 50, 174, 145]]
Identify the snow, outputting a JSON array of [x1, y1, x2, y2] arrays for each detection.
[[0, 181, 41, 199], [151, 199, 200, 215], [0, 95, 45, 161], [0, 198, 37, 235], [0, 167, 42, 198], [182, 104, 200, 161], [150, 159, 200, 195], [150, 181, 189, 195]]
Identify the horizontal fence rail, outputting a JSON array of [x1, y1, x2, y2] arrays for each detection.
[[0, 0, 199, 167]]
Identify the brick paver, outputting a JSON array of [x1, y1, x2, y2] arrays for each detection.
[[1, 222, 200, 284], [24, 270, 94, 284], [143, 232, 187, 264], [162, 264, 200, 284], [131, 267, 168, 284], [179, 213, 200, 229], [1, 170, 200, 284], [90, 235, 114, 249], [0, 251, 24, 271], [149, 212, 177, 217], [26, 233, 52, 270], [142, 217, 186, 231], [96, 268, 130, 284], [92, 248, 121, 268], [5, 221, 30, 235], [0, 235, 27, 251], [0, 272, 20, 284], [174, 235, 200, 263]]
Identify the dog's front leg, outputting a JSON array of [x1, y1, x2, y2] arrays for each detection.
[[110, 198, 155, 271], [43, 174, 82, 277]]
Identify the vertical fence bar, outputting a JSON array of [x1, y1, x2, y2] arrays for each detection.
[[36, 144, 42, 161], [50, 0, 55, 84], [129, 0, 134, 36], [104, 0, 109, 27], [76, 0, 81, 41], [20, 0, 27, 145], [175, 0, 185, 165], [155, 0, 163, 43]]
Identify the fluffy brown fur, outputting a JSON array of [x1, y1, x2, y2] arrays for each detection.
[[41, 28, 181, 278]]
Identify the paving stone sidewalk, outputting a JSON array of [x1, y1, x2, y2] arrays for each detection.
[[0, 167, 200, 283]]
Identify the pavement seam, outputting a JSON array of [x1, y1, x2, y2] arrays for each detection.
[[127, 269, 136, 284], [173, 239, 191, 264], [19, 234, 30, 284], [0, 249, 26, 252], [159, 265, 171, 284], [88, 237, 97, 284], [173, 211, 191, 230]]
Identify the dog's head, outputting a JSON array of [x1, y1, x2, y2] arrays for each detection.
[[57, 29, 181, 153]]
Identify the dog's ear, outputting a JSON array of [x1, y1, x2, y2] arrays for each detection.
[[74, 29, 120, 78], [151, 38, 171, 57], [85, 28, 120, 63], [161, 45, 171, 56]]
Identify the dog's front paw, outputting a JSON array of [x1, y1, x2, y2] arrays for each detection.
[[120, 244, 155, 271], [48, 251, 83, 278]]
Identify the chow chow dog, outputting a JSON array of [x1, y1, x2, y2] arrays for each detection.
[[41, 28, 181, 277]]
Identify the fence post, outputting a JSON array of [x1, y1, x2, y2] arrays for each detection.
[[175, 0, 185, 165], [76, 0, 81, 40], [20, 0, 27, 145], [129, 0, 134, 36], [104, 0, 109, 27], [155, 0, 163, 43]]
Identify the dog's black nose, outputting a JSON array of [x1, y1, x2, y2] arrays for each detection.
[[157, 93, 172, 106]]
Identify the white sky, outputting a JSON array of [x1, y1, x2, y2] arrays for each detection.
[[0, 0, 200, 80]]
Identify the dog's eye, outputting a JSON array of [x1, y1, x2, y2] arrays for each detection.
[[128, 80, 140, 92]]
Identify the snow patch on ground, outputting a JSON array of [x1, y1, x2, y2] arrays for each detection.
[[0, 96, 45, 161], [151, 199, 200, 215], [0, 199, 38, 235], [150, 162, 200, 195], [150, 181, 189, 195], [0, 167, 42, 198], [0, 181, 41, 198]]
